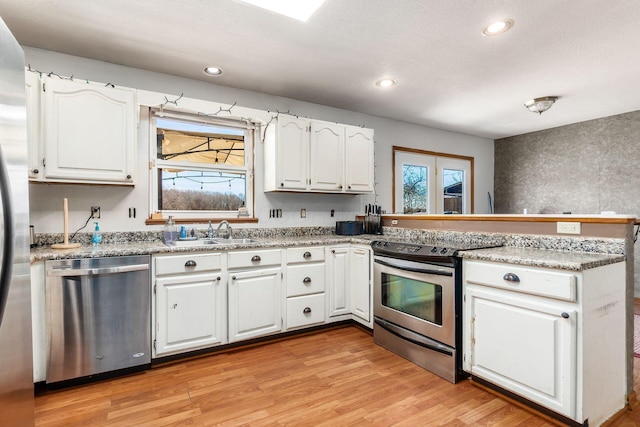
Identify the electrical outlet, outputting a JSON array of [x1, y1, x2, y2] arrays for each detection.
[[391, 219, 398, 225], [300, 209, 306, 218], [91, 206, 101, 219], [557, 222, 580, 234]]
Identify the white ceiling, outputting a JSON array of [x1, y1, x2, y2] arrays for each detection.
[[2, 0, 640, 139]]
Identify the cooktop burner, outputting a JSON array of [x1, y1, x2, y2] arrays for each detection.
[[371, 239, 502, 261]]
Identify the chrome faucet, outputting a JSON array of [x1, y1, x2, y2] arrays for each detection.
[[207, 221, 214, 239], [216, 220, 233, 239]]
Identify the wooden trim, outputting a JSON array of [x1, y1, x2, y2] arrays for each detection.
[[391, 145, 475, 214], [145, 217, 259, 225], [380, 214, 637, 224]]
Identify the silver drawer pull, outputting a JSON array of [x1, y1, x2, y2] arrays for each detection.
[[185, 260, 197, 268], [303, 277, 311, 284], [216, 276, 221, 281], [231, 275, 236, 280], [303, 251, 312, 259], [561, 312, 570, 319], [503, 273, 520, 282], [251, 255, 261, 262], [303, 307, 311, 314]]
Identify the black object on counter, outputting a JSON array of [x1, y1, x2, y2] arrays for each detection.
[[336, 221, 364, 235]]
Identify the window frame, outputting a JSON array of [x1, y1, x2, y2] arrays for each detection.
[[392, 146, 474, 214], [149, 109, 256, 221]]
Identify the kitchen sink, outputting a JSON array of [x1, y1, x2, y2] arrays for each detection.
[[165, 239, 221, 247], [210, 238, 260, 244]]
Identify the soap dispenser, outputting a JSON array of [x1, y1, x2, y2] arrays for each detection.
[[163, 216, 177, 244], [91, 222, 102, 245]]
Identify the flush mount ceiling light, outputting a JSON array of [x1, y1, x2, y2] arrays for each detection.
[[524, 96, 559, 114], [376, 78, 398, 88], [203, 66, 223, 76], [239, 0, 326, 22], [482, 19, 514, 36]]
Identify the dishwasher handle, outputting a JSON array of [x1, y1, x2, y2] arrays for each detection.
[[47, 263, 149, 277]]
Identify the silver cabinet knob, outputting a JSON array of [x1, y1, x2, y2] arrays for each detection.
[[303, 277, 311, 284], [503, 273, 520, 282], [251, 255, 261, 262], [561, 312, 570, 319], [185, 260, 196, 268], [303, 251, 312, 259], [303, 307, 311, 314]]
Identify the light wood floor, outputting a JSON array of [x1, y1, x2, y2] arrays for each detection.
[[35, 326, 640, 426]]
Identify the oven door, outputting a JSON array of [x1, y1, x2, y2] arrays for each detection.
[[373, 255, 455, 347]]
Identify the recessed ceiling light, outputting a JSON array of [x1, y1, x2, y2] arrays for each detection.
[[239, 0, 326, 22], [204, 67, 223, 76], [482, 19, 514, 36], [376, 78, 398, 88]]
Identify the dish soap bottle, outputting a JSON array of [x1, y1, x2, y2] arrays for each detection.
[[163, 216, 177, 244], [91, 222, 102, 245]]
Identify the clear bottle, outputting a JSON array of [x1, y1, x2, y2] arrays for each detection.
[[91, 222, 102, 245], [163, 216, 177, 244]]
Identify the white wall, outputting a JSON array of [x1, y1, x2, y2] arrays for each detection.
[[25, 47, 494, 233]]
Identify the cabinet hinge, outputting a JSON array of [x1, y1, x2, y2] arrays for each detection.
[[153, 339, 156, 351], [463, 294, 466, 303], [281, 272, 283, 280], [42, 82, 46, 92], [42, 158, 46, 167], [149, 160, 155, 170], [153, 284, 156, 294]]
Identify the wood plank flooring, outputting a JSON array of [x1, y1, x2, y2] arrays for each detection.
[[35, 326, 640, 426]]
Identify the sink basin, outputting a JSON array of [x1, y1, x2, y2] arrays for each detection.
[[210, 238, 260, 244], [165, 239, 220, 247]]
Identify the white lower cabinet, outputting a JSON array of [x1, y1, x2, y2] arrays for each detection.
[[228, 249, 283, 342], [350, 246, 371, 325], [327, 245, 372, 327], [285, 247, 326, 330], [328, 246, 350, 318], [463, 260, 626, 426], [153, 253, 226, 357]]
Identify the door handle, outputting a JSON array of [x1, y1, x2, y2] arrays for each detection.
[[0, 148, 15, 328], [185, 260, 197, 268], [251, 255, 261, 262], [303, 277, 311, 284], [303, 307, 312, 314], [303, 251, 312, 259]]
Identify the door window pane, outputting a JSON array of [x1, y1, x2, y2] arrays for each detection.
[[443, 168, 463, 214], [402, 164, 428, 214]]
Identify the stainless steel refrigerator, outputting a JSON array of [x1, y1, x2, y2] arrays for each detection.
[[0, 16, 35, 427]]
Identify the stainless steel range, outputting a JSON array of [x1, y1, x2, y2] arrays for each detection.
[[371, 239, 501, 383]]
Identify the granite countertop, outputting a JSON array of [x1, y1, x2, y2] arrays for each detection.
[[30, 235, 376, 262], [459, 246, 625, 271], [30, 228, 627, 271]]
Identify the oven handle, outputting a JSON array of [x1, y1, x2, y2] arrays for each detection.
[[375, 317, 453, 356], [374, 258, 453, 277]]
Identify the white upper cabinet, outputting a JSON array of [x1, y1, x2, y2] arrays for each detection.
[[309, 121, 344, 191], [38, 76, 136, 185], [265, 115, 374, 194], [345, 126, 375, 193], [275, 115, 308, 190], [25, 72, 42, 180]]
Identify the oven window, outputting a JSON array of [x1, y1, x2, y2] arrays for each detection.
[[381, 272, 443, 325]]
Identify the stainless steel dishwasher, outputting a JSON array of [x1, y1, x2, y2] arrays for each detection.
[[45, 255, 151, 384]]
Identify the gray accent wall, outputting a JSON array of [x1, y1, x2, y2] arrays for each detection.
[[494, 109, 640, 294]]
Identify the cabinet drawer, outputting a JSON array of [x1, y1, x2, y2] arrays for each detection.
[[464, 260, 576, 302], [287, 246, 325, 263], [155, 253, 222, 276], [287, 264, 325, 297], [287, 294, 325, 329], [228, 249, 282, 269]]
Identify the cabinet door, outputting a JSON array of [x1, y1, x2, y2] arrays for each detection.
[[276, 115, 308, 190], [309, 121, 344, 191], [228, 267, 282, 341], [25, 71, 43, 181], [466, 285, 576, 418], [345, 126, 374, 193], [328, 247, 350, 317], [350, 247, 371, 324], [42, 77, 136, 184], [155, 272, 226, 357]]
